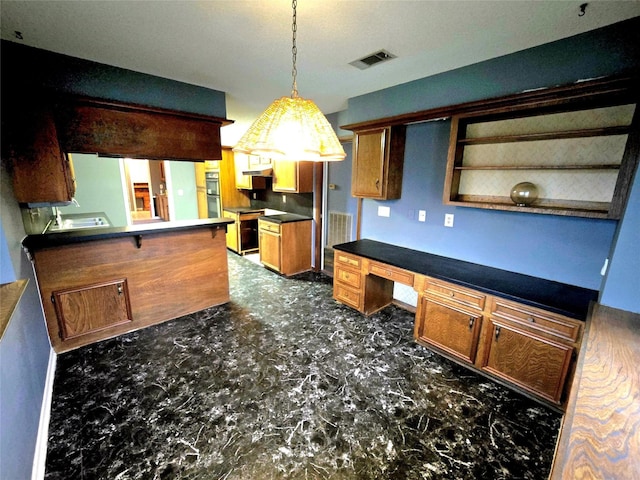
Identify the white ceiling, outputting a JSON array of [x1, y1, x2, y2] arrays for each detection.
[[2, 0, 639, 144]]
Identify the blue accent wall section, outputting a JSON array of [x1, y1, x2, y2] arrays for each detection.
[[1, 40, 226, 117], [0, 164, 52, 480], [600, 167, 640, 313], [346, 17, 640, 124], [337, 18, 640, 293], [359, 121, 617, 289]]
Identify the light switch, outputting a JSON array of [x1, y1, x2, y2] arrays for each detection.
[[378, 206, 390, 217], [418, 210, 426, 222]]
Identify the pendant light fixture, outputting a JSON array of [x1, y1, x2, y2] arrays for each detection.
[[233, 0, 346, 162]]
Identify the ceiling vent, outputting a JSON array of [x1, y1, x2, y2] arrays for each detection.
[[349, 50, 396, 70]]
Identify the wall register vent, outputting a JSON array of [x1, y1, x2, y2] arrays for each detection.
[[327, 211, 353, 247], [349, 50, 396, 70]]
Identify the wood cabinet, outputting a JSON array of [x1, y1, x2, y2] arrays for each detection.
[[55, 95, 229, 161], [351, 125, 406, 199], [234, 153, 267, 190], [414, 279, 485, 365], [52, 279, 132, 341], [272, 159, 314, 193], [478, 298, 582, 404], [258, 219, 312, 276], [332, 245, 586, 409], [5, 100, 76, 204], [28, 224, 230, 352], [224, 209, 264, 255], [444, 97, 639, 219]]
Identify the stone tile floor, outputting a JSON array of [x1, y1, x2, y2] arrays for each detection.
[[45, 252, 561, 479]]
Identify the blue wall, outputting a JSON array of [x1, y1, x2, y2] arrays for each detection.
[[330, 18, 640, 294]]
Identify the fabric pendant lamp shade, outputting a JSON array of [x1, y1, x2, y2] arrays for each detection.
[[233, 96, 346, 162]]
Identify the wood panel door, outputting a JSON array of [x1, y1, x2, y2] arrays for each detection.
[[414, 295, 482, 364], [53, 279, 132, 340], [480, 318, 573, 404]]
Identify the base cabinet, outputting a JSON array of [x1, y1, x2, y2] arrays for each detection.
[[415, 295, 482, 364], [332, 247, 585, 409], [258, 219, 312, 276], [479, 318, 573, 404], [53, 279, 132, 341]]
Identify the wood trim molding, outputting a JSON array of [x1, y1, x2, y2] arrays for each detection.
[[341, 75, 639, 132]]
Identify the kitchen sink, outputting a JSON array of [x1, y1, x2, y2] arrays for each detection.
[[47, 216, 111, 232]]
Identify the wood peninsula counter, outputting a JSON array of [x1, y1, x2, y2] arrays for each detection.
[[333, 239, 598, 410], [23, 218, 233, 353]]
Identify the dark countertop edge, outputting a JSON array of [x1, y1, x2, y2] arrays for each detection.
[[23, 218, 233, 251], [223, 207, 266, 214], [334, 239, 598, 321], [259, 214, 313, 224]]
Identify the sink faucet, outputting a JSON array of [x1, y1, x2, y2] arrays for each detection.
[[54, 207, 63, 226]]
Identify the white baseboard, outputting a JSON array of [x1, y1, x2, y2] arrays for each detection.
[[31, 348, 56, 480]]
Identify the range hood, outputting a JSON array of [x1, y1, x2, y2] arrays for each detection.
[[242, 164, 273, 176]]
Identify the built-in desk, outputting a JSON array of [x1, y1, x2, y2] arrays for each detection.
[[333, 239, 598, 409]]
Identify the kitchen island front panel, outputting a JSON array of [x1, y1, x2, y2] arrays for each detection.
[[24, 221, 231, 353]]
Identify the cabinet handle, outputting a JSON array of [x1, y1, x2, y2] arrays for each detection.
[[375, 178, 380, 190], [450, 292, 455, 297], [495, 325, 501, 341], [468, 317, 475, 329], [527, 316, 535, 323]]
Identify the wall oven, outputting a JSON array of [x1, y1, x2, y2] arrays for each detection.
[[205, 171, 221, 218]]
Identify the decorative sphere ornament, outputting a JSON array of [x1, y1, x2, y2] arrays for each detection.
[[510, 182, 538, 207]]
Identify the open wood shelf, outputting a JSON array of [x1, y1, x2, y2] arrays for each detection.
[[458, 125, 630, 145]]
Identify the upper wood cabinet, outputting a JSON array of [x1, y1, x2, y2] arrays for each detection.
[[55, 96, 230, 161], [350, 125, 406, 199], [444, 86, 639, 219], [4, 99, 76, 204], [272, 159, 314, 193]]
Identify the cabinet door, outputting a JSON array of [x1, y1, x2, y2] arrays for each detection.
[[259, 229, 281, 271], [53, 279, 132, 340], [414, 295, 482, 364], [352, 128, 386, 197], [272, 160, 314, 193], [480, 318, 573, 404], [234, 153, 266, 190], [224, 212, 239, 252], [351, 125, 405, 199], [8, 101, 75, 204]]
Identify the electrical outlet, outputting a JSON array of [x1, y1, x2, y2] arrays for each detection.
[[253, 192, 257, 200], [282, 194, 286, 203], [418, 210, 426, 222], [444, 213, 454, 227], [378, 206, 390, 217]]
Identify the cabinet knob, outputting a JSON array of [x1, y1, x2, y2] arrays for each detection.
[[118, 284, 123, 295], [527, 316, 535, 323], [469, 317, 475, 329], [450, 292, 455, 297], [495, 325, 501, 341]]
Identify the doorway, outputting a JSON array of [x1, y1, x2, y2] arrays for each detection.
[[123, 158, 168, 224]]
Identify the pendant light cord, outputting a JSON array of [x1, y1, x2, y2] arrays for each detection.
[[291, 0, 298, 98]]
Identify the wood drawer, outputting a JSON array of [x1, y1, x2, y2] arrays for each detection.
[[335, 252, 362, 269], [491, 298, 582, 343], [258, 220, 280, 234], [425, 278, 486, 310], [334, 283, 362, 309], [335, 265, 362, 289], [369, 261, 414, 286]]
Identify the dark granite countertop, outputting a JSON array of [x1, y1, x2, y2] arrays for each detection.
[[334, 239, 598, 320], [23, 218, 233, 251], [260, 213, 312, 224], [222, 206, 266, 214]]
